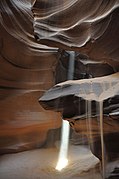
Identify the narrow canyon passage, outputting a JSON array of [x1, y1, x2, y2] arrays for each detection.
[[0, 1, 119, 179]]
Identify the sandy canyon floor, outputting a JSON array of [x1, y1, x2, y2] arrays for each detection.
[[0, 144, 102, 179]]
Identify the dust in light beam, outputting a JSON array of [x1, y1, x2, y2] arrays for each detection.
[[56, 51, 75, 171], [55, 120, 70, 171]]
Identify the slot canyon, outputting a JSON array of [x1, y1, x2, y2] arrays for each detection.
[[0, 1, 119, 178]]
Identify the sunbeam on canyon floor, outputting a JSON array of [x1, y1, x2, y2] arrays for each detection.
[[0, 144, 101, 179]]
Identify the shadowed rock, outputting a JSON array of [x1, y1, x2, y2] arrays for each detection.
[[39, 73, 119, 171], [39, 73, 119, 109]]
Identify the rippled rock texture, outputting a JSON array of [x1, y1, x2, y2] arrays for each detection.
[[0, 0, 61, 154], [33, 0, 119, 70]]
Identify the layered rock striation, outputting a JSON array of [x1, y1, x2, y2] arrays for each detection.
[[0, 0, 61, 154]]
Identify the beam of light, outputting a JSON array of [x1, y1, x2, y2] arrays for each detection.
[[55, 158, 68, 171], [56, 51, 75, 171], [55, 120, 70, 171]]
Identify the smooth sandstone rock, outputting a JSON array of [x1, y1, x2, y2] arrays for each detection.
[[0, 0, 61, 154]]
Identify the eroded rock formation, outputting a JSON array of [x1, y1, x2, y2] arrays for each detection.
[[33, 0, 119, 70], [39, 61, 119, 172], [0, 0, 62, 154], [35, 0, 119, 175]]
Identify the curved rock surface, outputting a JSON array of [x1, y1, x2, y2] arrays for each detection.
[[33, 0, 119, 70], [0, 0, 61, 154]]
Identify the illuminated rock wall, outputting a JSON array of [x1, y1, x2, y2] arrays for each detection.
[[33, 0, 119, 70], [0, 0, 61, 154]]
